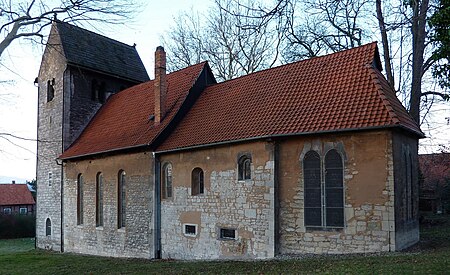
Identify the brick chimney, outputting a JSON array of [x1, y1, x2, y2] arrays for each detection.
[[154, 46, 167, 124]]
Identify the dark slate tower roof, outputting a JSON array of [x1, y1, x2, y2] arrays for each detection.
[[56, 21, 149, 82]]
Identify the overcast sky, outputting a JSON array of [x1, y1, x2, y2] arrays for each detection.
[[0, 0, 448, 183]]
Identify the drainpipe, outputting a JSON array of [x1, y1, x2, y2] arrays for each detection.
[[273, 141, 280, 256], [154, 153, 161, 258]]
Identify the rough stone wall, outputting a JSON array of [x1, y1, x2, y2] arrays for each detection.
[[36, 25, 67, 251], [159, 142, 275, 259], [278, 130, 397, 254], [63, 152, 154, 258], [392, 131, 420, 250]]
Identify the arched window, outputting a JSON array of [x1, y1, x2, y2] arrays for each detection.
[[404, 148, 413, 221], [191, 168, 204, 196], [77, 174, 84, 225], [46, 218, 51, 236], [324, 149, 344, 227], [303, 151, 322, 227], [96, 172, 104, 227], [118, 170, 126, 228], [238, 154, 252, 180], [47, 78, 55, 102], [303, 149, 344, 228], [162, 163, 173, 199]]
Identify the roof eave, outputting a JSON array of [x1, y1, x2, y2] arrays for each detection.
[[156, 124, 424, 154], [66, 62, 149, 83]]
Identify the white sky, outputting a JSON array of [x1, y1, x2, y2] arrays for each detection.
[[0, 0, 448, 182]]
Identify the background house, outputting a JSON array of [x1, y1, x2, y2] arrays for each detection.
[[0, 182, 35, 216], [419, 153, 450, 213]]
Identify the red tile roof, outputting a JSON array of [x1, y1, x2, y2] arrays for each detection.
[[0, 184, 35, 206], [157, 43, 422, 152], [60, 62, 208, 159]]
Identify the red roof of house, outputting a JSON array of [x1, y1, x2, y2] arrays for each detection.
[[0, 184, 35, 206], [60, 62, 208, 159], [157, 43, 422, 152]]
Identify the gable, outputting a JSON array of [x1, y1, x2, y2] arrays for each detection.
[[60, 62, 210, 159]]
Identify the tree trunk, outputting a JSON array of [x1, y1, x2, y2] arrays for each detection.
[[375, 0, 395, 88], [409, 0, 429, 124]]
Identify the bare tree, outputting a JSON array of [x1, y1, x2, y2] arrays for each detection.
[[221, 0, 449, 125], [162, 0, 280, 81], [0, 0, 137, 59]]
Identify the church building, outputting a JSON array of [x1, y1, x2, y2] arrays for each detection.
[[36, 21, 422, 259]]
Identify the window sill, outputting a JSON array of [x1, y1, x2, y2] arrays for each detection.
[[117, 227, 126, 233], [96, 226, 104, 230], [305, 227, 344, 232]]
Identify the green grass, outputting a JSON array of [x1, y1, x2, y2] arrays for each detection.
[[0, 238, 34, 255], [0, 216, 449, 274]]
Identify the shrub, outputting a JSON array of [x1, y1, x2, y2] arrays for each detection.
[[0, 214, 35, 239]]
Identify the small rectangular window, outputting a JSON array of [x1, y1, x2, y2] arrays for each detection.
[[48, 172, 52, 186], [183, 224, 197, 236], [219, 228, 236, 240], [3, 208, 12, 215], [19, 208, 27, 215]]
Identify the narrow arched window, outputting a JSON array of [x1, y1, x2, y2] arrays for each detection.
[[303, 151, 322, 227], [47, 79, 55, 102], [238, 154, 252, 180], [324, 149, 344, 227], [118, 170, 126, 228], [162, 163, 173, 199], [96, 172, 104, 227], [77, 174, 84, 225], [46, 218, 51, 236], [191, 168, 204, 196]]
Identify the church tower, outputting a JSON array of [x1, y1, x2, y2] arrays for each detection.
[[36, 21, 148, 251]]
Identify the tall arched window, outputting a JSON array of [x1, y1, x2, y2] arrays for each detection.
[[238, 154, 252, 180], [303, 151, 322, 227], [96, 172, 104, 227], [162, 163, 173, 199], [46, 218, 51, 236], [191, 168, 204, 196], [324, 149, 344, 227], [118, 170, 126, 228], [77, 174, 84, 225], [303, 149, 344, 228]]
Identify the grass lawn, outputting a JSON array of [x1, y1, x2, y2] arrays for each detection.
[[0, 216, 449, 274]]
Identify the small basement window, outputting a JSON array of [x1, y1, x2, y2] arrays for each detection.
[[219, 228, 236, 240], [183, 224, 197, 237]]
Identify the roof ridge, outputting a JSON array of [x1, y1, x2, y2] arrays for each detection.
[[56, 21, 137, 49], [167, 61, 209, 76], [214, 42, 378, 85], [367, 65, 401, 124]]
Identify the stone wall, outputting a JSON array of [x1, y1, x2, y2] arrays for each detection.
[[159, 142, 275, 259], [63, 152, 154, 258], [392, 131, 420, 250], [36, 25, 67, 251], [278, 130, 397, 253]]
